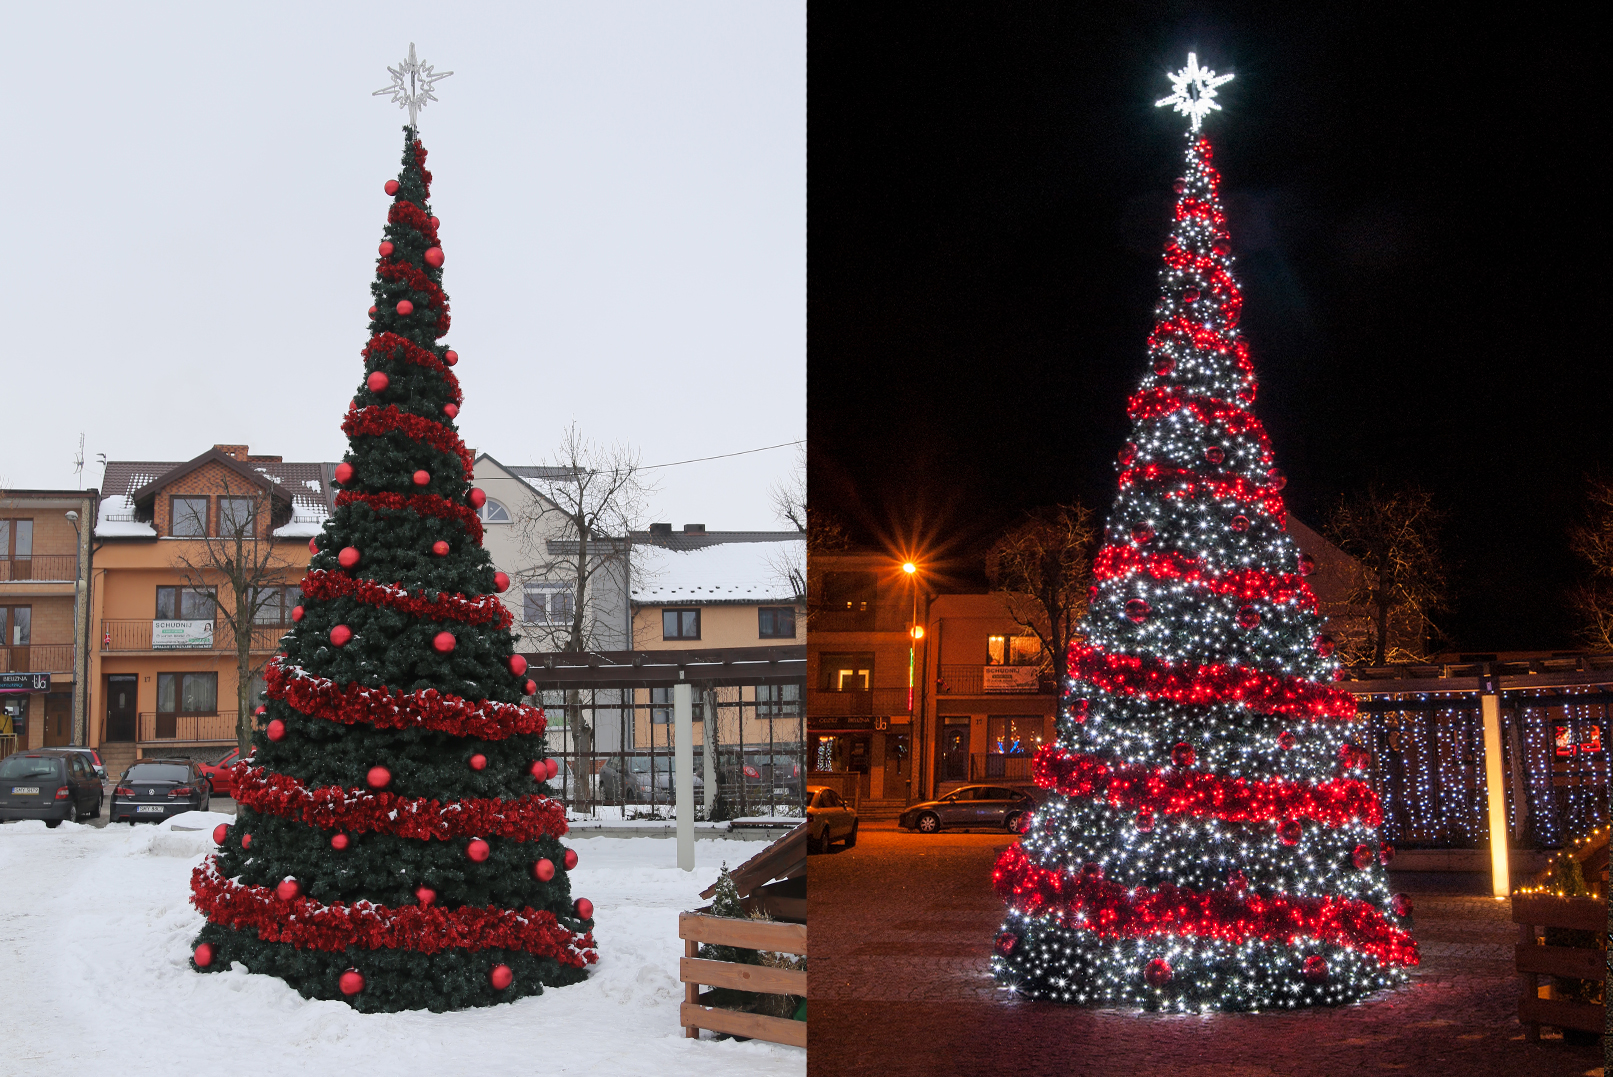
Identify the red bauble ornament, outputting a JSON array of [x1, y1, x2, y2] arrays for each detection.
[[331, 832, 350, 851], [1267, 468, 1287, 490], [396, 299, 414, 316], [1124, 599, 1150, 624], [493, 571, 511, 593], [533, 858, 555, 881], [1183, 289, 1200, 303], [368, 306, 377, 316], [574, 898, 594, 920], [530, 760, 547, 780], [1391, 893, 1412, 917], [1153, 356, 1175, 376], [1226, 870, 1248, 893], [366, 765, 391, 789], [1130, 523, 1155, 545], [429, 215, 440, 229], [1379, 844, 1396, 866], [1080, 862, 1103, 880], [469, 753, 487, 771], [1213, 241, 1230, 256], [266, 719, 286, 742], [1315, 635, 1335, 658], [433, 630, 456, 653], [1170, 742, 1196, 768], [1351, 844, 1373, 869], [255, 705, 267, 717], [1135, 810, 1155, 833], [275, 878, 301, 902], [467, 838, 491, 862], [546, 758, 560, 780], [432, 540, 450, 556], [384, 180, 400, 195], [339, 969, 365, 996], [443, 402, 458, 418], [308, 536, 319, 554], [424, 247, 444, 267], [563, 848, 578, 870], [193, 943, 214, 968], [212, 823, 228, 845], [413, 469, 431, 486], [378, 241, 394, 257], [366, 371, 389, 393], [1118, 443, 1137, 466], [415, 886, 436, 906], [1297, 553, 1316, 576], [338, 546, 361, 568], [1230, 515, 1250, 532], [508, 654, 528, 677], [468, 487, 487, 509], [443, 350, 458, 366], [1236, 605, 1261, 629], [1302, 955, 1329, 984], [329, 624, 352, 647], [291, 605, 304, 622], [1144, 958, 1173, 986], [1172, 179, 1186, 193], [1070, 699, 1090, 724], [490, 964, 513, 990], [1204, 445, 1225, 465], [994, 931, 1019, 956], [1276, 730, 1296, 751], [334, 461, 354, 485], [1278, 820, 1303, 845], [241, 833, 252, 850], [524, 679, 537, 695]]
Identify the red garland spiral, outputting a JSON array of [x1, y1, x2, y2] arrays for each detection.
[[1066, 642, 1357, 722], [264, 657, 543, 740], [299, 569, 513, 630]]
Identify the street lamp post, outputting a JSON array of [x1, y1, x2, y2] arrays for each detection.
[[901, 560, 921, 802], [64, 509, 83, 746]]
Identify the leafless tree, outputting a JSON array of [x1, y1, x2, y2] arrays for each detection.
[[169, 480, 298, 755], [1569, 476, 1613, 652], [766, 443, 807, 600], [984, 503, 1097, 676], [1323, 483, 1449, 666], [512, 424, 656, 792]]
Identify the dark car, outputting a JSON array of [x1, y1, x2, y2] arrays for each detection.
[[898, 785, 1037, 834], [806, 785, 857, 852], [597, 755, 704, 804], [0, 749, 104, 827], [59, 746, 108, 781], [109, 759, 211, 824]]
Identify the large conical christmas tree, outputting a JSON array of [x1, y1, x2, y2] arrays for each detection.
[[991, 57, 1417, 1011], [188, 124, 597, 1011]]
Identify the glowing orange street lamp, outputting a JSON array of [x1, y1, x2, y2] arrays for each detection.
[[902, 561, 920, 711]]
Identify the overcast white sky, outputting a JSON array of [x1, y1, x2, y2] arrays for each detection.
[[0, 3, 803, 531]]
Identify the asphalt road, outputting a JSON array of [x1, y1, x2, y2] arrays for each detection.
[[807, 822, 1601, 1077]]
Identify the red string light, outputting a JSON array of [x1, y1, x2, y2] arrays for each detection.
[[1066, 642, 1358, 721], [1091, 545, 1318, 611]]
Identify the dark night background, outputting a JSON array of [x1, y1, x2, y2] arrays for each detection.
[[808, 3, 1606, 652]]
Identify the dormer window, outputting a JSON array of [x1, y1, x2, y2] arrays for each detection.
[[171, 497, 209, 537], [478, 499, 511, 523]]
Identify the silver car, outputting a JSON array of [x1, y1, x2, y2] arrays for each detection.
[[898, 785, 1036, 834]]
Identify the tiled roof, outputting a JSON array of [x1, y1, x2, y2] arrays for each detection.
[[98, 455, 336, 538]]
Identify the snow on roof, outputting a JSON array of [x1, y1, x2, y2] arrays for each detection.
[[272, 495, 330, 539], [631, 539, 804, 605], [94, 494, 156, 537]]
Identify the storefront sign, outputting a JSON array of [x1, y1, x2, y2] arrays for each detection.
[[982, 665, 1040, 693], [808, 714, 874, 731], [153, 620, 214, 649], [0, 673, 50, 694]]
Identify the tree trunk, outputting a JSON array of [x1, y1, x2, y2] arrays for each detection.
[[1373, 591, 1391, 667]]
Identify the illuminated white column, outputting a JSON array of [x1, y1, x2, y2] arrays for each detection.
[[1478, 675, 1510, 899], [675, 682, 694, 871]]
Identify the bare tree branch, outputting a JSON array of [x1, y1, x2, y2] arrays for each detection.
[[1323, 483, 1449, 666], [1569, 475, 1613, 652], [984, 503, 1097, 676]]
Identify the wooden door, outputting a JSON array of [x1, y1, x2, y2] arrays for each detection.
[[43, 693, 70, 746], [105, 675, 137, 741]]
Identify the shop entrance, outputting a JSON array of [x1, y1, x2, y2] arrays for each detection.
[[882, 733, 910, 799], [940, 719, 970, 783], [43, 693, 71, 746]]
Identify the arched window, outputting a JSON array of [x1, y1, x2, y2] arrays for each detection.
[[478, 499, 511, 523]]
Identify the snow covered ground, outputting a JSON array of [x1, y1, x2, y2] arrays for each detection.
[[0, 816, 804, 1075]]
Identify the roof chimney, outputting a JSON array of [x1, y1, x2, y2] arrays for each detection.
[[683, 524, 706, 534], [213, 444, 249, 461], [648, 523, 673, 536]]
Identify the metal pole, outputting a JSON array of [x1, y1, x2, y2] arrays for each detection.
[[702, 686, 716, 820], [674, 681, 694, 870], [1478, 669, 1510, 899]]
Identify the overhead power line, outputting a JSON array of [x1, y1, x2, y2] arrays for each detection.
[[637, 439, 803, 471]]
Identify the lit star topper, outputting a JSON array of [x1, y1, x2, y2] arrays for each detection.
[[1155, 53, 1234, 132], [373, 43, 453, 129]]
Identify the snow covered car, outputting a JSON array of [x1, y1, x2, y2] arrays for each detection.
[[898, 785, 1037, 834], [0, 749, 104, 826], [806, 784, 856, 853], [109, 759, 211, 823]]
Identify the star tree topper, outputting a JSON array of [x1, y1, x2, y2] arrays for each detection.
[[1156, 53, 1233, 131], [374, 42, 453, 128]]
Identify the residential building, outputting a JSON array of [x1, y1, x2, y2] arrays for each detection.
[[91, 446, 330, 775], [0, 488, 98, 757]]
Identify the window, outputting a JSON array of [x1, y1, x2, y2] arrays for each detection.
[[756, 683, 801, 718], [662, 608, 700, 640], [523, 584, 575, 625], [988, 715, 1041, 756], [157, 586, 216, 621], [987, 634, 1042, 666], [156, 672, 217, 715], [0, 519, 32, 560], [819, 652, 872, 691], [651, 686, 673, 724], [758, 606, 796, 639], [218, 497, 257, 535], [0, 606, 31, 646], [170, 497, 209, 537], [478, 499, 511, 523], [252, 585, 302, 624]]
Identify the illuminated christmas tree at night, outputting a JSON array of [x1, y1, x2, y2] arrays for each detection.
[[990, 55, 1419, 1010]]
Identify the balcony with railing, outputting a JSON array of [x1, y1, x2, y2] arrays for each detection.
[[0, 644, 76, 673], [101, 620, 289, 652], [807, 687, 912, 717], [936, 664, 1051, 695], [0, 555, 78, 582], [137, 711, 239, 745]]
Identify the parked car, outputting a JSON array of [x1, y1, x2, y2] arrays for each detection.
[[806, 785, 857, 853], [58, 747, 108, 781], [0, 749, 103, 826], [596, 755, 704, 803], [898, 785, 1037, 834], [197, 747, 252, 796], [109, 759, 211, 824]]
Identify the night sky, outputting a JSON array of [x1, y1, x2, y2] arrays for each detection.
[[808, 4, 1605, 652]]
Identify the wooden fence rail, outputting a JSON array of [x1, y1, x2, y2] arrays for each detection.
[[1512, 894, 1606, 1040], [678, 909, 806, 1048]]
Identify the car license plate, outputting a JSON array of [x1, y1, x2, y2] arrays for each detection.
[[136, 805, 166, 813], [11, 787, 39, 795]]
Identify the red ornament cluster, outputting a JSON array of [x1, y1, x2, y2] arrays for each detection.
[[300, 568, 514, 630], [1065, 642, 1358, 722], [1117, 463, 1286, 522], [362, 333, 462, 402], [264, 657, 545, 740], [1092, 544, 1318, 613]]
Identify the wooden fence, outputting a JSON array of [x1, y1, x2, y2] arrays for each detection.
[[678, 910, 806, 1048], [1513, 894, 1606, 1040]]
